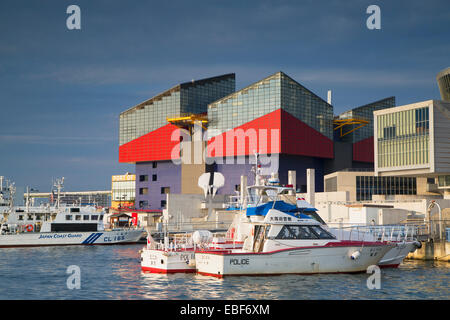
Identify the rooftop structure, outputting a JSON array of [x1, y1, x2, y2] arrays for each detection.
[[437, 67, 450, 102]]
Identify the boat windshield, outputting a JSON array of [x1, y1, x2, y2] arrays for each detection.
[[275, 225, 336, 240]]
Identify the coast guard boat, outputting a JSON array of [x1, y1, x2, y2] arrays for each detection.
[[0, 178, 145, 248]]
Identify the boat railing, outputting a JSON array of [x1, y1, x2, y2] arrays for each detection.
[[149, 231, 194, 251], [327, 223, 421, 242]]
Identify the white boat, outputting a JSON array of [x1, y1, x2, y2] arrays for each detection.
[[0, 178, 145, 248], [224, 156, 421, 269], [140, 231, 243, 274], [0, 205, 145, 247], [195, 204, 394, 277], [327, 225, 421, 268]]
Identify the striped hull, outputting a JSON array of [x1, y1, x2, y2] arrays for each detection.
[[0, 229, 145, 248]]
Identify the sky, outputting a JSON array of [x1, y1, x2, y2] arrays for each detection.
[[0, 0, 449, 195]]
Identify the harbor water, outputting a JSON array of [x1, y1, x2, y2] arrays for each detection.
[[0, 244, 448, 300]]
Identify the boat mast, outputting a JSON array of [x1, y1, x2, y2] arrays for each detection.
[[25, 186, 29, 214], [53, 177, 64, 209], [8, 181, 15, 212]]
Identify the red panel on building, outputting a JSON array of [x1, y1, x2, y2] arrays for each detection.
[[353, 136, 374, 163], [119, 124, 181, 163], [207, 109, 282, 158], [121, 109, 335, 162], [207, 109, 333, 159], [280, 109, 333, 159]]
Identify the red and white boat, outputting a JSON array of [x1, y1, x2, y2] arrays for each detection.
[[328, 225, 421, 268], [195, 205, 394, 278], [140, 231, 243, 274]]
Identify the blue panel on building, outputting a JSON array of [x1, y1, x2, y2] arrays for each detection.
[[135, 161, 181, 210]]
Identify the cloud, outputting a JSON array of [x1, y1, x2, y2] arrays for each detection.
[[22, 63, 434, 90], [0, 134, 114, 145]]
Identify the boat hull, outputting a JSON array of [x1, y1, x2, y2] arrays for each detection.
[[378, 241, 418, 268], [0, 229, 145, 248], [195, 244, 393, 278], [141, 248, 196, 274]]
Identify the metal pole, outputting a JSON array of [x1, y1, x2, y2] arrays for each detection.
[[435, 202, 443, 240]]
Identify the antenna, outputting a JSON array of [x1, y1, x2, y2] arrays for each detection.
[[53, 177, 65, 209], [8, 182, 16, 210]]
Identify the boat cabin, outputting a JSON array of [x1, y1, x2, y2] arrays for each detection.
[[109, 212, 131, 228]]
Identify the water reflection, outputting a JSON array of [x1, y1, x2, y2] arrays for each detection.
[[0, 245, 448, 300]]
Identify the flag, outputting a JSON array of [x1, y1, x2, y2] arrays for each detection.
[[131, 212, 138, 226], [146, 232, 155, 249]]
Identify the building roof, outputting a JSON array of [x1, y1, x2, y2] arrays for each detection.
[[436, 67, 450, 80], [208, 71, 331, 108], [120, 73, 235, 116], [338, 96, 396, 119]]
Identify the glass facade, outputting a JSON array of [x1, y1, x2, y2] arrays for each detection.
[[377, 106, 430, 168], [338, 97, 395, 143], [53, 193, 111, 207], [112, 180, 135, 202], [356, 176, 416, 201], [120, 74, 235, 146], [438, 175, 450, 188], [207, 72, 333, 140], [280, 73, 333, 140], [208, 72, 281, 138]]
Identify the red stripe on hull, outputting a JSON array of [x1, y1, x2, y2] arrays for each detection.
[[379, 264, 400, 269], [199, 241, 390, 256], [141, 266, 196, 274]]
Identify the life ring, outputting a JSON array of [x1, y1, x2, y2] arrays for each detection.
[[26, 224, 33, 232]]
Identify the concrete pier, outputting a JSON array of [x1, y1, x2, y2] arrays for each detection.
[[407, 240, 450, 262]]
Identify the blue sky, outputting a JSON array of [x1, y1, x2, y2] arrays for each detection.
[[0, 0, 449, 194]]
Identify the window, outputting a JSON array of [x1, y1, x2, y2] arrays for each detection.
[[70, 208, 80, 213], [139, 187, 148, 195], [152, 174, 157, 181], [140, 175, 148, 182], [100, 215, 104, 221], [18, 215, 24, 221], [161, 187, 170, 194], [160, 200, 167, 208], [65, 215, 73, 221], [75, 215, 81, 221], [152, 162, 157, 168], [139, 200, 148, 208], [383, 126, 396, 139], [309, 225, 335, 239], [91, 215, 98, 221], [83, 215, 90, 221], [275, 225, 335, 240]]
